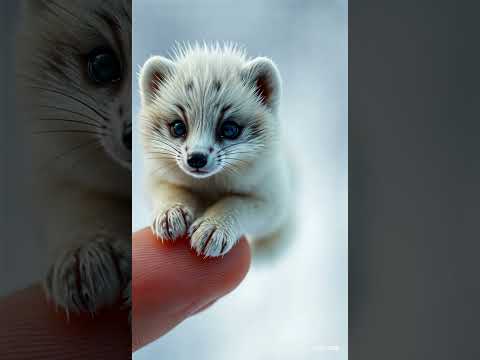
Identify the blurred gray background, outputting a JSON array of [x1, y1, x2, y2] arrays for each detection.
[[132, 1, 347, 359], [1, 0, 45, 296]]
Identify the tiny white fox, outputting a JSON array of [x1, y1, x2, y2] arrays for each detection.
[[139, 43, 292, 257]]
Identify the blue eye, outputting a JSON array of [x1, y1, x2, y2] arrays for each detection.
[[220, 120, 241, 140], [170, 120, 187, 138]]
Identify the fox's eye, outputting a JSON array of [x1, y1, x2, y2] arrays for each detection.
[[220, 120, 241, 140], [87, 47, 121, 84], [170, 120, 187, 138]]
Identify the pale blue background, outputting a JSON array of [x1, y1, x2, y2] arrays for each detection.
[[133, 1, 347, 359]]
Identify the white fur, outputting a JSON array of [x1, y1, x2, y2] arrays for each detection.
[[139, 43, 292, 257]]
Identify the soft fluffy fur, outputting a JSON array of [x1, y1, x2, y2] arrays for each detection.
[[16, 0, 131, 314], [139, 43, 292, 257]]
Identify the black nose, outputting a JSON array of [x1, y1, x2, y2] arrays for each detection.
[[122, 122, 132, 151], [187, 152, 208, 169]]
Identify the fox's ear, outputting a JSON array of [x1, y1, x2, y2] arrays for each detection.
[[139, 56, 176, 106], [241, 57, 282, 110]]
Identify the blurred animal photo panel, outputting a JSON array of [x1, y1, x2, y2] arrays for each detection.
[[132, 0, 347, 359], [3, 0, 131, 358]]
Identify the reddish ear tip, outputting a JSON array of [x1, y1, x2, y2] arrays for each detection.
[[256, 74, 273, 106], [150, 71, 164, 93]]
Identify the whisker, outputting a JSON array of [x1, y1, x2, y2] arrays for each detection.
[[145, 151, 178, 158], [34, 105, 105, 126], [151, 161, 178, 178], [217, 141, 265, 156], [28, 86, 110, 122], [35, 138, 101, 174], [145, 146, 179, 157], [32, 129, 106, 136], [19, 74, 98, 105], [223, 166, 241, 177], [38, 118, 106, 130], [221, 150, 260, 158], [221, 156, 251, 166], [149, 138, 181, 155], [221, 159, 243, 176], [145, 156, 175, 160]]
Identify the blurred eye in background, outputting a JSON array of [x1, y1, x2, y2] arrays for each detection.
[[87, 46, 122, 84]]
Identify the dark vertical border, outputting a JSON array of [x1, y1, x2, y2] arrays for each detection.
[[1, 1, 132, 358], [350, 1, 480, 359]]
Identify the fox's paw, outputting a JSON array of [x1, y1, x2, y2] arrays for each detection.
[[189, 218, 237, 257], [44, 236, 130, 315], [152, 204, 193, 241]]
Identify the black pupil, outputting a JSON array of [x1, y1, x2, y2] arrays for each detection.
[[172, 121, 186, 137], [222, 122, 239, 139], [88, 48, 121, 84]]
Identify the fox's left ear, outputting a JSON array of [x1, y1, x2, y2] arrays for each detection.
[[139, 56, 176, 107], [241, 57, 282, 110]]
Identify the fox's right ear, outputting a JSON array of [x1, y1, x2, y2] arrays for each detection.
[[139, 56, 176, 106]]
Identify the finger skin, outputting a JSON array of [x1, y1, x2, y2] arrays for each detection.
[[0, 228, 250, 358], [0, 285, 131, 359], [132, 228, 251, 351]]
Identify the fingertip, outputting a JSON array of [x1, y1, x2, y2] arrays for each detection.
[[215, 235, 251, 293], [132, 229, 251, 292], [132, 228, 251, 349]]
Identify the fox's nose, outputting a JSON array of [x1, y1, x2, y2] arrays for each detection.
[[122, 121, 132, 151], [187, 152, 208, 169]]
